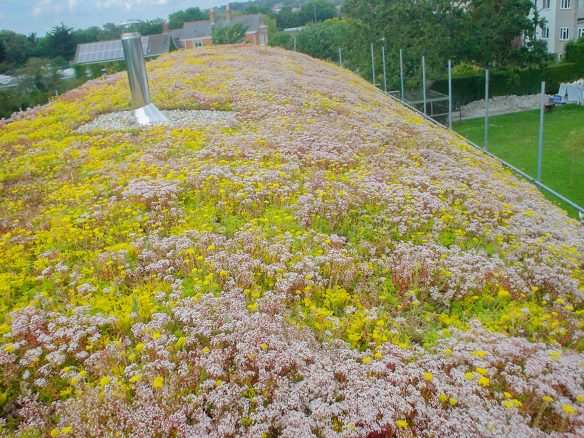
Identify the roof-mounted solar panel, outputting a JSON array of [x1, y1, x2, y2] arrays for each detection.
[[73, 35, 169, 65]]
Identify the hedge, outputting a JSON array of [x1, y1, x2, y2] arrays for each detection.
[[432, 62, 584, 105], [564, 42, 584, 68]]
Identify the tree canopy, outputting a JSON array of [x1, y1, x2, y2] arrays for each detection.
[[168, 7, 208, 30], [211, 24, 248, 45], [46, 23, 76, 61]]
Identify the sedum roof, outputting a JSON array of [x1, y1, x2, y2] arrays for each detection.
[[0, 46, 583, 437]]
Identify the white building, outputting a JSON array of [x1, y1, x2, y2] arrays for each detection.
[[536, 0, 584, 57]]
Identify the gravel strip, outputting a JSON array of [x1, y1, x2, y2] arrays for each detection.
[[77, 109, 237, 132], [458, 94, 553, 120]]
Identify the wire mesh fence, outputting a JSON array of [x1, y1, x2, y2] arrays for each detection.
[[331, 44, 584, 219]]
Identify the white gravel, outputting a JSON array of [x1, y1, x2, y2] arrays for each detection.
[[77, 109, 237, 132], [459, 94, 552, 120]]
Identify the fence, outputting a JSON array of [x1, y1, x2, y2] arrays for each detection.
[[330, 44, 584, 219]]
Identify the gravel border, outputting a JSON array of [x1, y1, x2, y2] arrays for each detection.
[[77, 109, 237, 132]]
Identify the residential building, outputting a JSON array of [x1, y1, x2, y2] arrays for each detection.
[[172, 7, 268, 49], [536, 0, 584, 57]]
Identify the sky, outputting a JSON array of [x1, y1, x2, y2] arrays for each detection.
[[0, 0, 227, 35]]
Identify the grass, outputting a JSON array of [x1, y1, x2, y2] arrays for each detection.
[[453, 105, 584, 217]]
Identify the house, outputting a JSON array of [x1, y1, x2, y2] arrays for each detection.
[[174, 7, 268, 49], [536, 0, 584, 57]]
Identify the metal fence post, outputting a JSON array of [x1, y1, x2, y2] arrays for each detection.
[[382, 46, 387, 93], [537, 81, 545, 182], [422, 55, 427, 114], [400, 49, 405, 101], [293, 34, 297, 51], [448, 59, 452, 129], [370, 43, 376, 86], [484, 68, 489, 151], [338, 47, 343, 68]]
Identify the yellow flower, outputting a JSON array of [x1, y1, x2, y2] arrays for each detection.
[[549, 351, 561, 360], [562, 405, 575, 415], [444, 348, 452, 356], [576, 395, 584, 403], [174, 337, 187, 350], [3, 344, 15, 353], [374, 352, 383, 359], [449, 397, 458, 406], [99, 376, 111, 387], [478, 377, 490, 387], [260, 343, 268, 351], [214, 379, 223, 387], [151, 332, 161, 340], [502, 400, 514, 408], [423, 372, 433, 382], [202, 347, 210, 354], [465, 372, 474, 380], [129, 374, 142, 383], [152, 376, 164, 389], [556, 298, 565, 305], [61, 426, 73, 434], [476, 367, 488, 376], [471, 350, 487, 357], [50, 429, 59, 437], [395, 419, 408, 428], [362, 357, 372, 364], [566, 305, 574, 312], [497, 288, 510, 299], [135, 343, 145, 352], [78, 370, 87, 378], [438, 393, 448, 402], [542, 395, 554, 403], [504, 391, 512, 399]]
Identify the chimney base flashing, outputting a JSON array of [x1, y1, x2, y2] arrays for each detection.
[[134, 103, 170, 126]]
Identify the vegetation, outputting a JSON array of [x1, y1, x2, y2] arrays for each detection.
[[453, 105, 584, 216], [211, 24, 248, 45], [168, 7, 208, 30], [0, 45, 583, 437]]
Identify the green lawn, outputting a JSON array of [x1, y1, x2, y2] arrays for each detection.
[[453, 105, 584, 217]]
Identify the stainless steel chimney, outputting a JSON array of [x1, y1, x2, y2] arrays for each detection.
[[121, 32, 169, 126]]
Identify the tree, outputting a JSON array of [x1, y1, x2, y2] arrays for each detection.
[[268, 32, 293, 49], [168, 7, 208, 30], [0, 30, 34, 65], [276, 6, 303, 29], [300, 0, 337, 23], [211, 24, 248, 44], [46, 23, 76, 61], [459, 0, 545, 67], [136, 19, 164, 36], [0, 40, 5, 64]]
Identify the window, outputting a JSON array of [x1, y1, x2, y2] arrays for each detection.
[[560, 0, 570, 9], [541, 27, 550, 38], [560, 27, 570, 40], [579, 28, 584, 38], [542, 0, 550, 9], [195, 41, 202, 47]]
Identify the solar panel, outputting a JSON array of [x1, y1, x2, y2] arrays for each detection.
[[73, 36, 159, 65]]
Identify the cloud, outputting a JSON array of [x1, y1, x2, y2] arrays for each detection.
[[96, 0, 170, 10]]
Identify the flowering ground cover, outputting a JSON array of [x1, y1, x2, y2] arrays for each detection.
[[0, 46, 583, 437]]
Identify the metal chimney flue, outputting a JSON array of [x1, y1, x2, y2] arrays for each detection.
[[121, 32, 169, 126]]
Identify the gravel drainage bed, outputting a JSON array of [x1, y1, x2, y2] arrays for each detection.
[[77, 109, 237, 132]]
